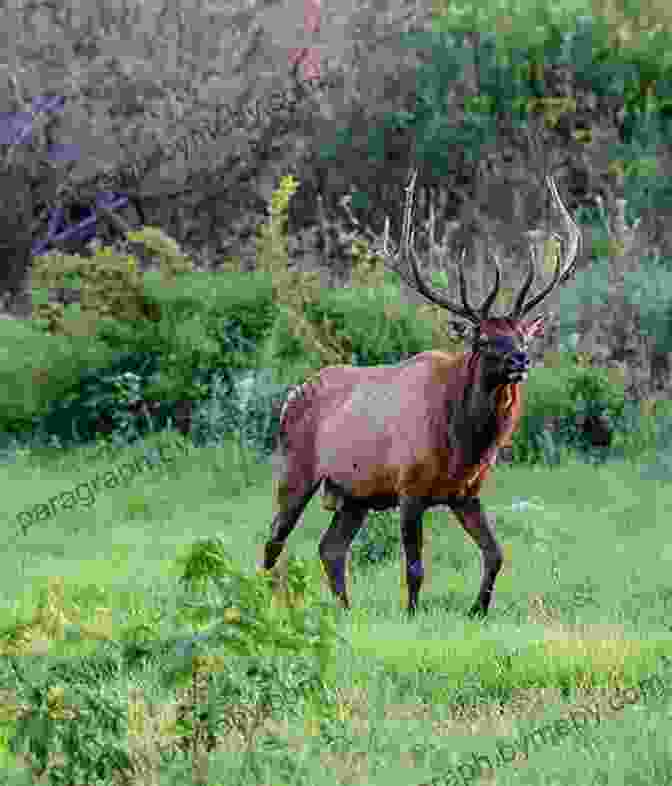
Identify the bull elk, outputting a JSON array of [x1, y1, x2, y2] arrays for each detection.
[[262, 172, 580, 616]]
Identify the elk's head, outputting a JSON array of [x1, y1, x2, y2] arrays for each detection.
[[352, 172, 581, 392], [472, 317, 546, 388]]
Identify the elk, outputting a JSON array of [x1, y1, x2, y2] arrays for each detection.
[[262, 171, 580, 617]]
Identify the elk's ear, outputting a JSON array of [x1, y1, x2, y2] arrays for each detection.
[[526, 316, 546, 338]]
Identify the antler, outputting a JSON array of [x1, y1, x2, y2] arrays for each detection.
[[509, 175, 581, 318], [340, 171, 580, 325], [341, 169, 500, 325]]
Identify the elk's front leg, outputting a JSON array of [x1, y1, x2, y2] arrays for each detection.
[[450, 497, 503, 617]]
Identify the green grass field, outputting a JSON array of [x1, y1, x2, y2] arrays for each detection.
[[1, 427, 671, 785]]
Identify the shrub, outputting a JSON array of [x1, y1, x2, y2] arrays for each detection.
[[35, 351, 164, 447], [35, 315, 270, 451], [140, 268, 278, 355], [188, 367, 290, 461], [30, 246, 159, 338], [351, 510, 400, 570], [512, 351, 627, 466], [259, 174, 465, 376], [0, 547, 340, 786], [0, 317, 118, 437], [90, 288, 268, 448], [229, 367, 292, 459], [265, 272, 463, 377]]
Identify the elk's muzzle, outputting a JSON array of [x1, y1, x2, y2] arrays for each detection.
[[506, 351, 531, 383]]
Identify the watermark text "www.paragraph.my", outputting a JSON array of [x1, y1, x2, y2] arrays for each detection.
[[424, 656, 672, 786]]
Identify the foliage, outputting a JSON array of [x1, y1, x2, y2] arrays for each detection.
[[266, 285, 463, 386], [139, 312, 225, 405], [185, 270, 278, 351], [153, 542, 342, 783], [621, 254, 672, 353], [29, 226, 201, 339], [128, 268, 277, 358], [625, 397, 672, 476], [328, 13, 672, 193], [30, 247, 158, 338], [0, 545, 341, 785], [10, 235, 276, 452], [34, 265, 269, 449], [348, 239, 465, 357], [351, 510, 401, 570], [230, 368, 292, 460], [512, 351, 627, 465], [24, 217, 284, 450], [187, 367, 290, 467], [0, 317, 118, 438], [555, 220, 672, 355], [34, 311, 271, 450], [257, 174, 358, 372], [97, 282, 263, 380], [260, 174, 463, 382], [34, 351, 164, 448], [125, 225, 194, 279]]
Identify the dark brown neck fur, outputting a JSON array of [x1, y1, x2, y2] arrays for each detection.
[[446, 354, 501, 466]]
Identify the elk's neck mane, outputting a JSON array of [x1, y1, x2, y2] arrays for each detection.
[[446, 351, 518, 467]]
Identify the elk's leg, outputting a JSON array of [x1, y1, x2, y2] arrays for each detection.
[[262, 479, 320, 569], [400, 496, 428, 616], [450, 497, 503, 617], [319, 499, 367, 609]]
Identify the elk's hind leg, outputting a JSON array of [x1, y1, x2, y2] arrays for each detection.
[[450, 497, 503, 617], [319, 499, 368, 609]]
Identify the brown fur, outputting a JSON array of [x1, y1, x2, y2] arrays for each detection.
[[274, 336, 523, 506]]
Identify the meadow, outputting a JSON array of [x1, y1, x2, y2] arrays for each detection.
[[0, 169, 669, 785], [1, 418, 671, 785]]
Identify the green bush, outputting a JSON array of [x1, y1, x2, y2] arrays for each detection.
[[323, 287, 441, 366], [230, 368, 292, 459], [24, 231, 279, 451], [30, 243, 165, 337], [187, 367, 291, 462], [35, 350, 164, 448], [140, 268, 278, 353], [264, 283, 440, 373], [140, 313, 226, 405], [97, 270, 276, 413], [513, 353, 627, 466], [94, 289, 262, 415], [0, 317, 118, 437], [35, 313, 271, 451]]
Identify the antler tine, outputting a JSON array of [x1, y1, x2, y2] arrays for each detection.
[[455, 249, 476, 317], [343, 170, 492, 325], [510, 243, 537, 319], [478, 251, 502, 318], [406, 240, 480, 323], [399, 170, 480, 324], [517, 175, 581, 317], [428, 186, 477, 319]]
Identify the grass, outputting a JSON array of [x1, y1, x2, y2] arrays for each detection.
[[1, 425, 672, 785]]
